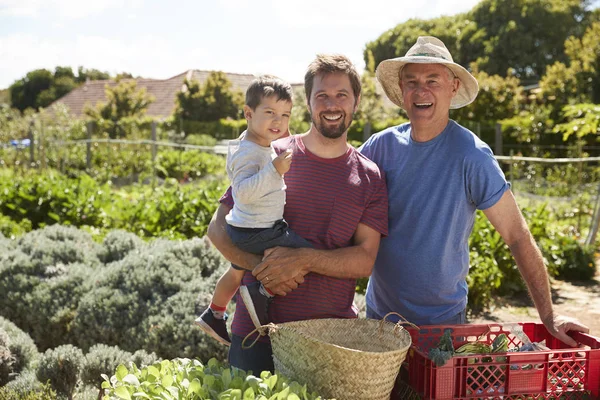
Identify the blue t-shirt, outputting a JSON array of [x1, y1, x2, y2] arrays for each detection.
[[359, 120, 509, 325]]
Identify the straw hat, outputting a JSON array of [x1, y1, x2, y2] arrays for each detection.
[[375, 36, 479, 109]]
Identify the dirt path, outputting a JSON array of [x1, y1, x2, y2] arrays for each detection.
[[470, 270, 600, 336]]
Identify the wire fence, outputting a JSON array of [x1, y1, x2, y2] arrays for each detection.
[[3, 128, 600, 244]]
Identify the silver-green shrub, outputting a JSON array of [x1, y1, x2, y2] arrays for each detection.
[[0, 329, 15, 385], [36, 345, 84, 400], [81, 344, 132, 389], [72, 237, 229, 361], [97, 230, 143, 264], [0, 317, 39, 376]]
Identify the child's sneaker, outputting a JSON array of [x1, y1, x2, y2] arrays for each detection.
[[194, 308, 231, 346], [240, 282, 272, 329]]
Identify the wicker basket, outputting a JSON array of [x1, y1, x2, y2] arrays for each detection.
[[264, 315, 412, 400]]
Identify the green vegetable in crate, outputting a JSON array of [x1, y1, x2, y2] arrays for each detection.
[[454, 342, 492, 355], [491, 334, 509, 353], [428, 329, 454, 367]]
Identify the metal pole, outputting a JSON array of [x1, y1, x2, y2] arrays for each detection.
[[585, 180, 600, 246]]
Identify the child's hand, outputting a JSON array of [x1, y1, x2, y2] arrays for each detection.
[[273, 149, 293, 176]]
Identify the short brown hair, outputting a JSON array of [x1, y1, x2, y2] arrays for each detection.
[[304, 54, 361, 103], [245, 75, 293, 110]]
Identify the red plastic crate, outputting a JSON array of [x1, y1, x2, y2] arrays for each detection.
[[402, 323, 600, 399]]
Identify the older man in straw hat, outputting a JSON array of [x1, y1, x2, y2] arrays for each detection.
[[359, 36, 589, 346]]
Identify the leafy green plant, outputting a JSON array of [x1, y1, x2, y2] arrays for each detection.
[[102, 358, 325, 400], [0, 168, 227, 240]]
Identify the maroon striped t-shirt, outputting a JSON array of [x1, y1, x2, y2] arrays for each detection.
[[220, 134, 388, 341]]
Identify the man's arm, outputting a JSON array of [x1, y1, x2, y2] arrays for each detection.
[[206, 203, 302, 295], [483, 190, 589, 346], [253, 222, 381, 288]]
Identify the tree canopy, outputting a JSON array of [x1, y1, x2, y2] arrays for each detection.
[[84, 79, 154, 138], [365, 0, 593, 83], [8, 67, 124, 112], [174, 72, 244, 122]]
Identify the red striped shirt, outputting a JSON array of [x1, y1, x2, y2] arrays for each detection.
[[220, 135, 388, 341]]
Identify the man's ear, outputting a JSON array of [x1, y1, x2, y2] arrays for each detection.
[[243, 105, 252, 120], [452, 79, 461, 97]]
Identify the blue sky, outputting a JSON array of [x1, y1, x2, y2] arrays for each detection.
[[1, 0, 486, 89]]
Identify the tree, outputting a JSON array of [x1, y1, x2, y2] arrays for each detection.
[[84, 79, 155, 138], [365, 0, 591, 83], [452, 64, 524, 123], [540, 21, 600, 120], [8, 66, 99, 111], [9, 69, 54, 111], [0, 89, 9, 106], [365, 15, 466, 72], [469, 0, 588, 81], [175, 72, 244, 122], [75, 67, 110, 84]]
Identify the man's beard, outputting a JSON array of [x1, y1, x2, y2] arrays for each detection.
[[311, 112, 353, 139]]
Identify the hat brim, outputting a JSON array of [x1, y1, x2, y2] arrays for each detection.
[[375, 56, 479, 110]]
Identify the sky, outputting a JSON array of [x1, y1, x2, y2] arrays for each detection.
[[0, 0, 485, 89]]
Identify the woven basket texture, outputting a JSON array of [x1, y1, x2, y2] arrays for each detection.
[[268, 318, 412, 400]]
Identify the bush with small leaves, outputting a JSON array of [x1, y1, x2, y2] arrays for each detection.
[[97, 230, 143, 264], [81, 344, 132, 390], [0, 329, 15, 385], [72, 237, 229, 360], [0, 380, 56, 400], [129, 349, 160, 369], [36, 345, 84, 400], [2, 370, 43, 397], [0, 226, 99, 350], [0, 317, 39, 375]]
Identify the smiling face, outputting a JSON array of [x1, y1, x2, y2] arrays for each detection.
[[400, 63, 460, 135], [308, 72, 359, 140], [244, 95, 292, 147]]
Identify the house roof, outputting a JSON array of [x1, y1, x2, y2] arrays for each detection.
[[51, 70, 273, 119]]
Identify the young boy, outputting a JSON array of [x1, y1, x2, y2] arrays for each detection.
[[195, 75, 312, 346]]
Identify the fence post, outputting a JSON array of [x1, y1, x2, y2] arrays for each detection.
[[151, 121, 157, 163], [151, 121, 157, 186], [39, 119, 46, 170], [86, 121, 93, 170], [28, 121, 35, 166], [495, 123, 503, 156], [509, 149, 515, 194]]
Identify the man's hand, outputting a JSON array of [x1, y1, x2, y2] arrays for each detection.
[[272, 149, 293, 176], [253, 247, 310, 294], [542, 314, 590, 347]]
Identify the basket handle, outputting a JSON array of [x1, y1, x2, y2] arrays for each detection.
[[379, 312, 419, 336], [241, 323, 275, 349]]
